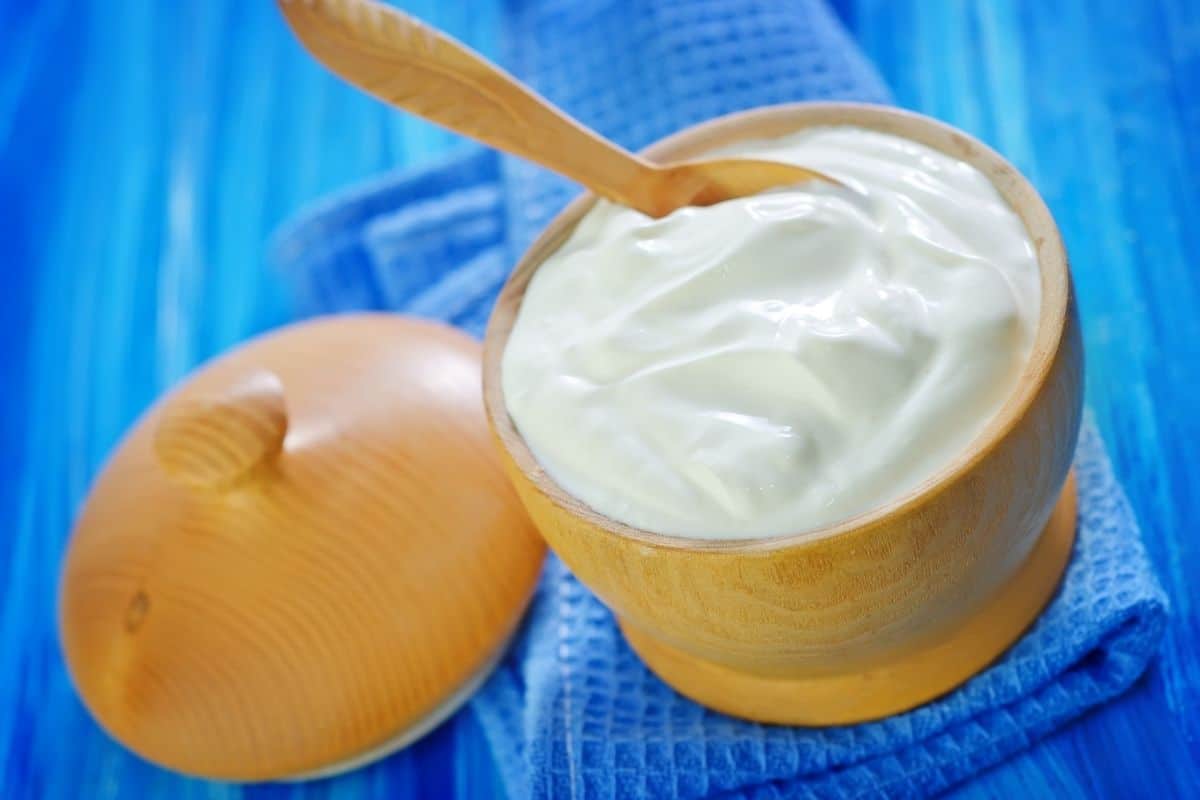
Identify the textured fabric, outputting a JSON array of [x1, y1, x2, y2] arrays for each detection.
[[270, 1, 1168, 797]]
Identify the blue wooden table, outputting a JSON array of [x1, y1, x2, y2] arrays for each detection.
[[3, 1, 1197, 797]]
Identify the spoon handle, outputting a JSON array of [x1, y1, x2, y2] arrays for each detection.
[[279, 0, 662, 213]]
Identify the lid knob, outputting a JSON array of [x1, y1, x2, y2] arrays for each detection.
[[154, 369, 288, 490]]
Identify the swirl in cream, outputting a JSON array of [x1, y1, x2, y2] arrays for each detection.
[[502, 126, 1040, 539]]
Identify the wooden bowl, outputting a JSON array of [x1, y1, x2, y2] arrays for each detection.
[[482, 103, 1083, 725]]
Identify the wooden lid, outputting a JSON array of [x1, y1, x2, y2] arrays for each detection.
[[59, 314, 545, 781]]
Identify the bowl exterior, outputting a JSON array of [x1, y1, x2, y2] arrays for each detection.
[[494, 308, 1080, 721]]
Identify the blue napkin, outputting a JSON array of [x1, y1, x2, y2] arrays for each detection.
[[271, 1, 1168, 797]]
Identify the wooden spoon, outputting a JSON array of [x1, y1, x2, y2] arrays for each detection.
[[278, 0, 840, 218]]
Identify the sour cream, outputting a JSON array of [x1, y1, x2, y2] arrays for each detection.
[[501, 126, 1040, 539]]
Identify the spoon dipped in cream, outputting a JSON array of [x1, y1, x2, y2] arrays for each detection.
[[278, 0, 842, 218]]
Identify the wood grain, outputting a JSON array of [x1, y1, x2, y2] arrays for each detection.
[[153, 370, 288, 490], [277, 0, 836, 218], [620, 472, 1077, 723], [483, 103, 1084, 724], [58, 314, 545, 780]]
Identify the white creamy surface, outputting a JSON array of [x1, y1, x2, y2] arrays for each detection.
[[502, 126, 1041, 539]]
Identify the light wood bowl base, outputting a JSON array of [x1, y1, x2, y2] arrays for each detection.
[[619, 472, 1078, 726]]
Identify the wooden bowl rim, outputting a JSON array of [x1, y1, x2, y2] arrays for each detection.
[[482, 101, 1070, 554]]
